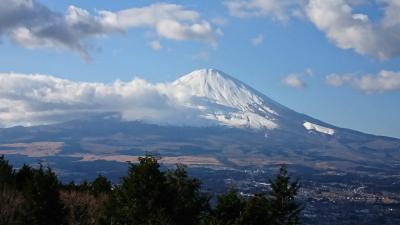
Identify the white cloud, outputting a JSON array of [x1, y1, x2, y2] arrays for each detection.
[[224, 0, 302, 21], [0, 1, 219, 60], [0, 72, 216, 127], [223, 0, 400, 59], [251, 34, 264, 45], [148, 40, 162, 50], [326, 73, 349, 87], [282, 74, 306, 89], [306, 0, 400, 59], [282, 68, 313, 89], [326, 70, 400, 93]]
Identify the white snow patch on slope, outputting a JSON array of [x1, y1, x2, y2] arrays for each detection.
[[172, 69, 279, 129], [303, 121, 335, 135], [203, 111, 278, 129]]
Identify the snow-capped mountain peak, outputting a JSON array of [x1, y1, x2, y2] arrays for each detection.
[[0, 68, 336, 134], [174, 69, 276, 113], [172, 69, 279, 129], [175, 69, 256, 108], [169, 69, 337, 134]]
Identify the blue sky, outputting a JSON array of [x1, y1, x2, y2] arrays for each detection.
[[1, 0, 400, 138]]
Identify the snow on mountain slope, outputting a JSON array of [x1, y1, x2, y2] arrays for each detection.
[[172, 69, 279, 129], [0, 68, 336, 134], [303, 121, 335, 135], [173, 69, 276, 114]]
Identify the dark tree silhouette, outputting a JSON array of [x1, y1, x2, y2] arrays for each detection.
[[0, 155, 303, 225], [269, 165, 301, 225], [239, 194, 272, 225], [17, 164, 66, 225], [112, 155, 170, 224], [91, 174, 112, 196], [211, 165, 301, 225], [110, 155, 211, 225], [0, 155, 14, 187], [165, 164, 210, 225], [213, 188, 243, 225]]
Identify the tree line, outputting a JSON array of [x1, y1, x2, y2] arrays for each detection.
[[0, 155, 302, 225]]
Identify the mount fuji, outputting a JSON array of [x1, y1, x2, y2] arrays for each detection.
[[170, 69, 334, 133], [0, 68, 399, 179]]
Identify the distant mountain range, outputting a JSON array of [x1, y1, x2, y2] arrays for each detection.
[[0, 69, 399, 179]]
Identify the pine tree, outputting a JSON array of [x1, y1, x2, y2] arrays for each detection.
[[0, 155, 305, 225], [91, 174, 112, 196], [0, 155, 14, 187], [113, 155, 169, 224], [269, 165, 301, 225], [109, 156, 211, 225], [15, 164, 34, 189], [165, 164, 210, 225], [18, 164, 66, 225], [239, 194, 272, 225], [213, 188, 243, 225]]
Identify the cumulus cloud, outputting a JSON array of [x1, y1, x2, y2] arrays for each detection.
[[282, 74, 306, 89], [282, 68, 313, 89], [251, 34, 264, 45], [223, 0, 400, 59], [224, 0, 302, 21], [326, 70, 400, 93], [0, 0, 219, 60], [0, 72, 215, 127], [306, 0, 400, 59]]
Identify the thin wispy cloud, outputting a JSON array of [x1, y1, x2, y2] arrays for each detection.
[[0, 0, 220, 61], [224, 0, 302, 21], [326, 70, 400, 93]]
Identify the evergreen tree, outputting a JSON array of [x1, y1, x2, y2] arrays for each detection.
[[91, 174, 112, 196], [113, 155, 170, 224], [0, 155, 14, 187], [0, 155, 304, 225], [239, 194, 271, 225], [110, 156, 211, 225], [269, 165, 301, 225], [17, 164, 66, 225], [15, 164, 34, 189], [165, 164, 210, 225], [213, 188, 243, 225]]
